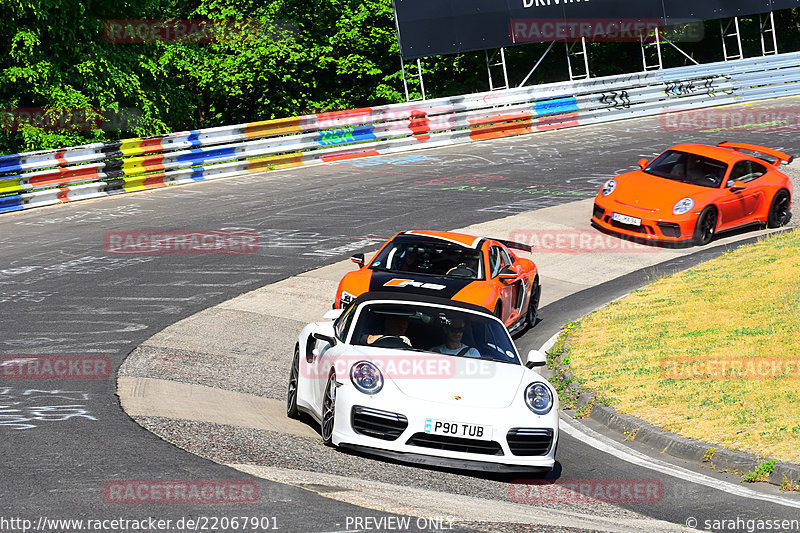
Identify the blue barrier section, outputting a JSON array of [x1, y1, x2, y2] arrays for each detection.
[[187, 132, 203, 148], [190, 168, 206, 181], [534, 97, 579, 116], [317, 126, 376, 146], [0, 155, 23, 175], [176, 146, 238, 164], [0, 193, 24, 213]]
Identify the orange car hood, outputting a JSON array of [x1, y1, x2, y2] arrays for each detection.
[[611, 171, 713, 212]]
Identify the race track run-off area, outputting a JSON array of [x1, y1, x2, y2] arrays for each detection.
[[3, 98, 800, 533]]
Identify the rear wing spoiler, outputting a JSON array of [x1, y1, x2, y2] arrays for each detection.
[[717, 142, 794, 165], [494, 238, 533, 253]]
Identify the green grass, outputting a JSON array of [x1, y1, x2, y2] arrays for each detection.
[[560, 230, 800, 464]]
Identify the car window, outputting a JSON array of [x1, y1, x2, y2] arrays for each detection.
[[349, 303, 520, 364], [489, 247, 503, 278], [644, 150, 727, 188], [499, 247, 513, 267], [334, 304, 357, 340], [728, 161, 768, 185], [728, 161, 750, 182], [370, 237, 483, 279]]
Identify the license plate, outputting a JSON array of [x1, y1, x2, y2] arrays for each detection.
[[612, 213, 642, 226], [424, 418, 492, 439]]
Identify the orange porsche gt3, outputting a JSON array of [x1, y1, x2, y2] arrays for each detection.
[[591, 142, 793, 245], [333, 230, 540, 333]]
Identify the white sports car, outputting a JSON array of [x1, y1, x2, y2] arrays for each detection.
[[287, 292, 559, 472]]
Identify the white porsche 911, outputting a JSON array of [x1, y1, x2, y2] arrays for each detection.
[[287, 292, 559, 472]]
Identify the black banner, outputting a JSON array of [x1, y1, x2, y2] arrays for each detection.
[[393, 0, 800, 59]]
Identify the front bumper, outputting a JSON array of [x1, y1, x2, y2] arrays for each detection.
[[331, 385, 558, 471], [338, 443, 553, 473], [591, 201, 695, 243]]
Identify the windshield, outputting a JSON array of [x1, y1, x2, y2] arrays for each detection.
[[370, 237, 483, 280], [349, 303, 520, 365], [643, 150, 727, 188]]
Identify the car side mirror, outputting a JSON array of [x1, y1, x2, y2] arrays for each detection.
[[350, 253, 365, 268], [638, 158, 648, 169], [525, 349, 547, 368], [728, 180, 746, 193], [312, 332, 337, 347], [498, 266, 517, 283]]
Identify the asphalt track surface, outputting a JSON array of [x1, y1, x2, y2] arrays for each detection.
[[2, 98, 800, 532]]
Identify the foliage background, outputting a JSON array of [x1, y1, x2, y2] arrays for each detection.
[[1, 0, 798, 154]]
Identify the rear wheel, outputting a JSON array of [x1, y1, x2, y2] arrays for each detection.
[[526, 279, 540, 329], [692, 206, 717, 246], [767, 189, 791, 228], [286, 345, 300, 419], [321, 371, 336, 446]]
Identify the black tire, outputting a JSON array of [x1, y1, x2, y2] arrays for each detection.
[[692, 206, 717, 246], [526, 279, 540, 329], [321, 371, 336, 446], [493, 301, 502, 321], [767, 189, 791, 228], [286, 345, 300, 419]]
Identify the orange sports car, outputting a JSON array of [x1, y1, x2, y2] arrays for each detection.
[[591, 142, 793, 245], [334, 230, 540, 333]]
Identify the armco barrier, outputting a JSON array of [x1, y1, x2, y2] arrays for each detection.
[[2, 52, 800, 214]]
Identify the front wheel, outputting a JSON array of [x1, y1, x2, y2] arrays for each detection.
[[286, 345, 300, 419], [767, 189, 791, 228], [692, 206, 717, 246], [321, 372, 337, 446]]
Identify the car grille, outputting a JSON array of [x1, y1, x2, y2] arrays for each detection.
[[506, 428, 554, 456], [608, 218, 653, 234], [657, 222, 681, 238], [593, 203, 605, 219], [405, 433, 504, 456], [351, 406, 408, 441]]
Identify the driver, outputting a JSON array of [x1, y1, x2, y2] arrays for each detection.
[[399, 247, 420, 272], [446, 257, 478, 278], [685, 157, 708, 183], [367, 315, 412, 347], [430, 319, 480, 358]]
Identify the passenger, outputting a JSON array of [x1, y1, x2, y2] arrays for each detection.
[[430, 319, 480, 358]]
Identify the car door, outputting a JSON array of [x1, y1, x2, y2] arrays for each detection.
[[738, 161, 770, 217], [309, 306, 354, 412], [718, 160, 768, 228], [488, 244, 515, 323], [500, 246, 527, 316]]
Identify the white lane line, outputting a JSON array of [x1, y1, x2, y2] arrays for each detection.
[[559, 416, 800, 509]]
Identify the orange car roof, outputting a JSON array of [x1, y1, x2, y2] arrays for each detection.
[[403, 230, 483, 248], [667, 143, 747, 164]]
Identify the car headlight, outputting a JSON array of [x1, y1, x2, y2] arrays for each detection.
[[350, 361, 383, 395], [524, 383, 553, 415], [601, 179, 617, 196], [672, 197, 694, 215]]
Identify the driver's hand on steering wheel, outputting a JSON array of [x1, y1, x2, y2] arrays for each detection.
[[367, 334, 412, 346]]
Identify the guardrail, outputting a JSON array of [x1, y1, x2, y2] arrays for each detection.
[[2, 51, 800, 214]]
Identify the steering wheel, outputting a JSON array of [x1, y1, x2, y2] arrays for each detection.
[[369, 335, 411, 349], [447, 263, 477, 278]]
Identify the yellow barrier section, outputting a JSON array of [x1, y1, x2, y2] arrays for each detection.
[[244, 117, 302, 138]]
